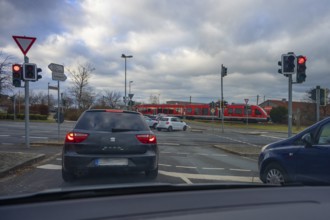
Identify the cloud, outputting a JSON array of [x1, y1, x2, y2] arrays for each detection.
[[1, 0, 330, 104]]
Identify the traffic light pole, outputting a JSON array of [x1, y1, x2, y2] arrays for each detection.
[[220, 71, 224, 133], [316, 86, 320, 122], [24, 56, 30, 148], [288, 74, 293, 137]]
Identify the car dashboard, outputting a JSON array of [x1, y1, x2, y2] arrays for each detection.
[[1, 184, 330, 220]]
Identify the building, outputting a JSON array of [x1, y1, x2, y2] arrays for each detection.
[[259, 99, 329, 125]]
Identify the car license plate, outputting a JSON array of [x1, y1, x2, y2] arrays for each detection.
[[96, 158, 128, 166]]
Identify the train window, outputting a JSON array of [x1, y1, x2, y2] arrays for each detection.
[[194, 108, 201, 115], [228, 108, 233, 114], [202, 108, 208, 115], [186, 108, 192, 114], [235, 108, 242, 114], [255, 109, 262, 115]]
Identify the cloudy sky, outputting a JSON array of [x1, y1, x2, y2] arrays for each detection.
[[1, 0, 330, 105]]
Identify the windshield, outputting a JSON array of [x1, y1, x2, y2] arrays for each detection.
[[1, 0, 330, 198]]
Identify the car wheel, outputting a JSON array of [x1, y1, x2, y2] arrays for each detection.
[[62, 169, 75, 182], [167, 126, 173, 132], [145, 168, 158, 180], [183, 125, 187, 131], [153, 123, 157, 129], [262, 163, 288, 185]]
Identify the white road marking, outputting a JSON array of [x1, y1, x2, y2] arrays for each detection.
[[159, 170, 261, 183], [56, 158, 62, 161], [0, 135, 10, 137], [212, 154, 228, 157], [159, 163, 172, 167], [37, 164, 62, 170], [202, 167, 225, 170], [229, 168, 251, 172], [159, 143, 180, 146], [175, 166, 197, 169]]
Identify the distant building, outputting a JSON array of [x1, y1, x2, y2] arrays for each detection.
[[259, 99, 329, 125]]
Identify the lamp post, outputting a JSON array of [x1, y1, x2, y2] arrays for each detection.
[[129, 81, 133, 110], [121, 54, 133, 109]]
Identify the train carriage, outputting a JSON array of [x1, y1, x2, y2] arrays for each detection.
[[136, 103, 269, 122]]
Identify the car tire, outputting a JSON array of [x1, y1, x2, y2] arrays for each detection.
[[262, 163, 288, 185], [145, 168, 158, 180], [167, 126, 173, 132], [183, 125, 187, 131], [62, 169, 75, 182], [153, 123, 157, 129]]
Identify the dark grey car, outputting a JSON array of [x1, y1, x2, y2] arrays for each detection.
[[62, 109, 159, 182]]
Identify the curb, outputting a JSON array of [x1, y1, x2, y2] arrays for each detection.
[[213, 145, 260, 160], [0, 153, 46, 178]]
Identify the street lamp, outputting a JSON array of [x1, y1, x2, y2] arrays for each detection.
[[121, 54, 133, 108]]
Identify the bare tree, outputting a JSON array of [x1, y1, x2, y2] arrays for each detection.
[[101, 90, 121, 108], [67, 62, 95, 109], [0, 52, 14, 96]]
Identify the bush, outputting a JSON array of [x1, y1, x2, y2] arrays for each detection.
[[270, 106, 288, 123], [0, 113, 47, 120]]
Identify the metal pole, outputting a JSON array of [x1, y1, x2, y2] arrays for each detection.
[[13, 95, 16, 121], [124, 58, 127, 109], [24, 56, 30, 148], [48, 82, 50, 107], [220, 68, 224, 133], [316, 86, 320, 122], [288, 74, 293, 137], [57, 80, 60, 142]]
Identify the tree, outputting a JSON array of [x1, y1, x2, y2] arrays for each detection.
[[270, 106, 287, 123], [0, 52, 14, 96], [102, 90, 121, 108], [67, 62, 95, 109]]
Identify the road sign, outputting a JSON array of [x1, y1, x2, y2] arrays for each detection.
[[48, 63, 64, 73], [48, 63, 66, 81], [52, 72, 67, 81], [244, 99, 249, 104], [48, 85, 58, 90], [12, 36, 36, 55]]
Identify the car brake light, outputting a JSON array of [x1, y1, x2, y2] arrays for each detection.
[[65, 132, 89, 143], [166, 122, 169, 124], [136, 134, 157, 144]]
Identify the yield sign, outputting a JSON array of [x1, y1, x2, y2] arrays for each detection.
[[12, 35, 36, 55]]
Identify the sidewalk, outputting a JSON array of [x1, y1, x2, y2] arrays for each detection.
[[0, 142, 63, 178]]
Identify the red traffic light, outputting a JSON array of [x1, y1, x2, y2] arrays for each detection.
[[298, 56, 307, 64], [12, 64, 21, 72]]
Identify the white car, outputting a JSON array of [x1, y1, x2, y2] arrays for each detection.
[[156, 117, 188, 131], [144, 116, 158, 129]]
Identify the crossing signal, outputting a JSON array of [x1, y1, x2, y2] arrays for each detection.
[[12, 64, 22, 87], [23, 63, 37, 81], [281, 54, 296, 74], [221, 64, 227, 77]]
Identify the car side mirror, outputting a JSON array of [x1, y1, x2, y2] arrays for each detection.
[[302, 133, 313, 147]]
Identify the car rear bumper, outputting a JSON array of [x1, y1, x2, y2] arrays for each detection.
[[63, 150, 158, 174]]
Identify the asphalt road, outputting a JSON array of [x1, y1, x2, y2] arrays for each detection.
[[0, 121, 286, 196]]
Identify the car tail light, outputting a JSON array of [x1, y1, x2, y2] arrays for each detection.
[[136, 134, 157, 144], [166, 122, 169, 125], [65, 132, 89, 143]]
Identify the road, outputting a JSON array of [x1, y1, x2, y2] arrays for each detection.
[[0, 121, 286, 196]]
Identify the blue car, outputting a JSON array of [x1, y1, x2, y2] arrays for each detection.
[[259, 117, 330, 185]]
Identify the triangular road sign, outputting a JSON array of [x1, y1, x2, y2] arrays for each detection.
[[12, 36, 36, 55]]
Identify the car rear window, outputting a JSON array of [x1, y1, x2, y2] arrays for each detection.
[[160, 118, 169, 121], [75, 111, 149, 131]]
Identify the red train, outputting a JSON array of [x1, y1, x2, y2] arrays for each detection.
[[136, 103, 269, 123]]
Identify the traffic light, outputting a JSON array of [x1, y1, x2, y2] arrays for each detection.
[[221, 65, 227, 77], [320, 88, 327, 106], [23, 63, 37, 81], [12, 64, 22, 87], [278, 60, 282, 74], [281, 54, 296, 74], [37, 67, 42, 81], [209, 101, 215, 109], [296, 55, 307, 83]]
